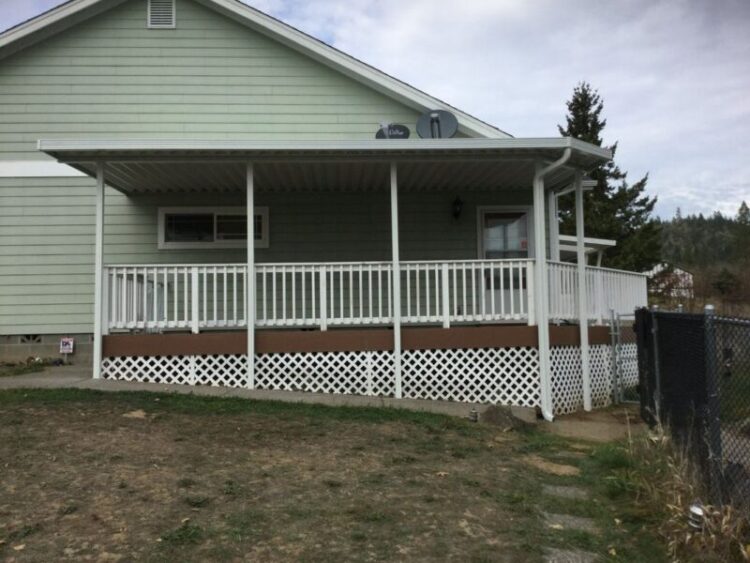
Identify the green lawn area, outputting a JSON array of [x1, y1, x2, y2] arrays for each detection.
[[0, 389, 667, 562]]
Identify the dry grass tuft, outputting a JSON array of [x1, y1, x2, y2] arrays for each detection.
[[629, 427, 750, 562]]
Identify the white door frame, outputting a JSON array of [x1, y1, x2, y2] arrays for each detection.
[[476, 205, 536, 259]]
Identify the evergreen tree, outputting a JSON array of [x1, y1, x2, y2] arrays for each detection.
[[738, 201, 750, 225], [557, 82, 660, 271]]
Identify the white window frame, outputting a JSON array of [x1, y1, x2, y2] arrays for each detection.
[[147, 0, 176, 29], [476, 205, 535, 259], [157, 206, 269, 250]]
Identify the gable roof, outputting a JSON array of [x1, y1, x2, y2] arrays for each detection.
[[0, 0, 510, 139]]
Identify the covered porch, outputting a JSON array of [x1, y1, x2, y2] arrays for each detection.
[[40, 137, 647, 419]]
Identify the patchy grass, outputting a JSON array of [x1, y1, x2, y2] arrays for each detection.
[[0, 389, 669, 562], [0, 362, 48, 377]]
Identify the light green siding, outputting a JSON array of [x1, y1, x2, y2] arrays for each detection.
[[0, 0, 513, 335], [0, 174, 530, 334], [0, 0, 424, 159]]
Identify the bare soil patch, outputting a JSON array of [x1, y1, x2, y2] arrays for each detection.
[[0, 390, 535, 562], [0, 390, 668, 562]]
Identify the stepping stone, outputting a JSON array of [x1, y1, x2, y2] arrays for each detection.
[[543, 512, 599, 534], [544, 547, 598, 563], [542, 484, 590, 501]]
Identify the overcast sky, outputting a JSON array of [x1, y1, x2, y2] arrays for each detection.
[[2, 0, 749, 218]]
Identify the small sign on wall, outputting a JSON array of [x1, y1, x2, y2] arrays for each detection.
[[59, 337, 75, 355]]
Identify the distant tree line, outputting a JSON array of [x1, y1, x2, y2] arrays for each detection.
[[657, 202, 750, 307]]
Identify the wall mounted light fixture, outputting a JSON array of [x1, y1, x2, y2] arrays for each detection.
[[452, 197, 464, 220]]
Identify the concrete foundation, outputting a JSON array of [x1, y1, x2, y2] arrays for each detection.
[[0, 334, 93, 366]]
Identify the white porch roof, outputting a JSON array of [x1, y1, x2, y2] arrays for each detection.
[[38, 137, 611, 194]]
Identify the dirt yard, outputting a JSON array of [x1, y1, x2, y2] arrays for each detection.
[[0, 389, 666, 562]]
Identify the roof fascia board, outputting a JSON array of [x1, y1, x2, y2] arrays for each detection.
[[0, 0, 128, 60], [38, 137, 612, 160]]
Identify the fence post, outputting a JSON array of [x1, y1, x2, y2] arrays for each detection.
[[609, 309, 619, 403], [441, 263, 450, 329], [704, 304, 724, 505], [651, 307, 662, 424], [191, 267, 200, 334], [319, 267, 328, 331]]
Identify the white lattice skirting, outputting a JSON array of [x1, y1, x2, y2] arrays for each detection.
[[101, 347, 540, 408], [101, 343, 634, 412], [550, 343, 639, 415]]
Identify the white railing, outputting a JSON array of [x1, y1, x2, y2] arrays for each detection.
[[401, 260, 534, 326], [105, 264, 248, 333], [105, 259, 535, 333], [547, 261, 648, 322], [256, 262, 393, 328], [104, 259, 645, 333]]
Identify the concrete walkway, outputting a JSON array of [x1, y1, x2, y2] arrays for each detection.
[[0, 365, 490, 419], [1, 367, 642, 439]]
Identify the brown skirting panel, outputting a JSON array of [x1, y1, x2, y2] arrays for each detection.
[[550, 325, 611, 346], [102, 325, 611, 357]]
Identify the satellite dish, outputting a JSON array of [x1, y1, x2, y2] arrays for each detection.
[[416, 110, 458, 139], [376, 123, 410, 139]]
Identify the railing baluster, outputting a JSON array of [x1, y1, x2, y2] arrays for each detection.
[[232, 266, 237, 326], [319, 266, 327, 330], [191, 267, 199, 334]]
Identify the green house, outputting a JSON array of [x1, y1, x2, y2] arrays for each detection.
[[0, 0, 647, 418]]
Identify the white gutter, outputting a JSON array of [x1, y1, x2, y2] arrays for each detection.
[[533, 148, 572, 422], [38, 137, 612, 161]]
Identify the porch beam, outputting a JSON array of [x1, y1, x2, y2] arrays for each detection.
[[575, 170, 592, 411], [246, 162, 256, 389], [92, 162, 105, 379], [390, 162, 403, 399]]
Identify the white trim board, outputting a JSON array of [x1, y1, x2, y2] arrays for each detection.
[[0, 161, 86, 177]]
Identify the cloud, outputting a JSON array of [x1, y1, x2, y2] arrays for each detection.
[[1, 0, 749, 217]]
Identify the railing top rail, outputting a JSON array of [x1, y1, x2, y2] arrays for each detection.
[[584, 265, 649, 278], [547, 260, 647, 278], [402, 258, 533, 265], [105, 258, 535, 269]]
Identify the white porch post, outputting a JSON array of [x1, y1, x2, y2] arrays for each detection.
[[575, 170, 592, 411], [246, 163, 256, 389], [547, 189, 560, 262], [92, 162, 105, 379], [390, 162, 403, 399], [532, 163, 552, 419]]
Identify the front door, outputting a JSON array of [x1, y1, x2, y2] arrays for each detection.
[[478, 209, 532, 316]]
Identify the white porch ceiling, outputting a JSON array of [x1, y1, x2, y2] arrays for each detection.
[[38, 138, 611, 194]]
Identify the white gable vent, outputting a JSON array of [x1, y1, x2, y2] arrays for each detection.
[[148, 0, 176, 28]]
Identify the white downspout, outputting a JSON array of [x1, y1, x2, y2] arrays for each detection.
[[533, 148, 571, 422]]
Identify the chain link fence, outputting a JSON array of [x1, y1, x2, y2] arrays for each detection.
[[635, 307, 750, 510]]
